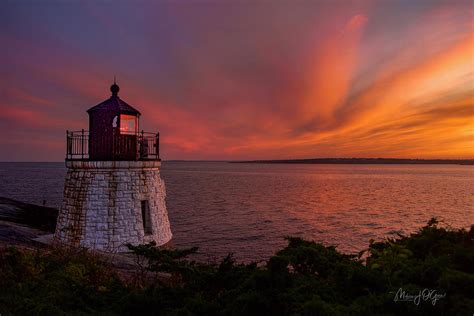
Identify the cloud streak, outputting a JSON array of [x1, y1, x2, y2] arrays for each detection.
[[0, 1, 472, 160]]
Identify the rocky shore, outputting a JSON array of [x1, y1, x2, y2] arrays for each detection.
[[0, 197, 151, 278], [0, 197, 57, 247]]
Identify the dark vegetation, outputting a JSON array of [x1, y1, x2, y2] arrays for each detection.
[[232, 158, 474, 165], [0, 218, 472, 315]]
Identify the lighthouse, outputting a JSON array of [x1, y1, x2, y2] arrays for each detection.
[[54, 81, 172, 251]]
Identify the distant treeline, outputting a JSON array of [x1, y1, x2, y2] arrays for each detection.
[[232, 158, 474, 165]]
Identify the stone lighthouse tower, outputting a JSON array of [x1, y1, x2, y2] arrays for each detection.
[[54, 81, 172, 251]]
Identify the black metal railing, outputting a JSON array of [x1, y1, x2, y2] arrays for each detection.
[[66, 130, 89, 160], [138, 131, 160, 160], [66, 129, 160, 161]]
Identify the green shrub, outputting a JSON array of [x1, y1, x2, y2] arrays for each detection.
[[0, 218, 472, 315]]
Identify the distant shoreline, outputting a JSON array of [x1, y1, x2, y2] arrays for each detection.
[[230, 158, 474, 165]]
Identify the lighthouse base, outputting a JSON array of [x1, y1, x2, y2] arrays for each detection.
[[54, 160, 172, 252]]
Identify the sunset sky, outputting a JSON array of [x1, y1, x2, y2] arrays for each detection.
[[1, 0, 473, 161]]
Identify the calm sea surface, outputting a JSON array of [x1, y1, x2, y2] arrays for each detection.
[[0, 162, 473, 262]]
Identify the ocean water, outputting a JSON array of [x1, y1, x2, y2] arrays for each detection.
[[0, 162, 473, 262]]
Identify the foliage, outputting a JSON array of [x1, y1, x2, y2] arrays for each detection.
[[0, 246, 127, 315], [0, 218, 472, 315]]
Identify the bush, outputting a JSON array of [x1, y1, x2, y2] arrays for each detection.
[[0, 218, 472, 315]]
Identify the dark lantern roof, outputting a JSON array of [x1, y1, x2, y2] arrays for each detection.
[[87, 83, 141, 116]]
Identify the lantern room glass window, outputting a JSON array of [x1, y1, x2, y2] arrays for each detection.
[[120, 114, 137, 135]]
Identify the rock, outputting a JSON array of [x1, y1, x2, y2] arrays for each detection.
[[0, 197, 58, 233]]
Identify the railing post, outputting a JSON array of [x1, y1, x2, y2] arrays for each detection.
[[156, 132, 160, 160], [66, 130, 69, 160], [140, 130, 144, 160], [81, 129, 84, 160]]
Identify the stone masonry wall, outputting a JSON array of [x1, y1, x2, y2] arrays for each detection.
[[54, 161, 172, 252]]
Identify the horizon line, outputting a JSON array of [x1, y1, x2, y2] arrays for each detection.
[[1, 157, 473, 164]]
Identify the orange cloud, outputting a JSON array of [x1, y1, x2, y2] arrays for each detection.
[[222, 27, 473, 159], [1, 1, 472, 160], [258, 8, 470, 160], [303, 14, 368, 123]]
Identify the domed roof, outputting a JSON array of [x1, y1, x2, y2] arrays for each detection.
[[110, 83, 120, 95], [87, 82, 141, 116]]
